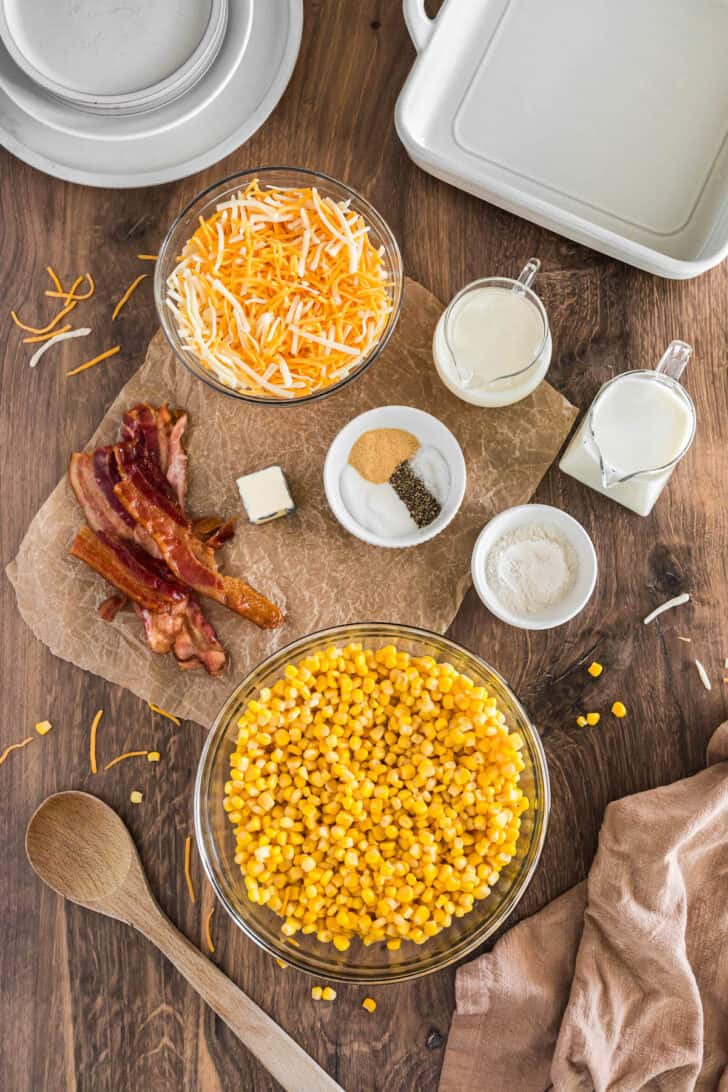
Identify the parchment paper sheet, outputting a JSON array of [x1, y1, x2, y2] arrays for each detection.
[[7, 279, 577, 725]]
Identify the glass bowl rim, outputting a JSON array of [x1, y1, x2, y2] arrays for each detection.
[[193, 621, 551, 984], [154, 165, 405, 407]]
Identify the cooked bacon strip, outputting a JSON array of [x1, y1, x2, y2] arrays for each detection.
[[192, 516, 236, 549], [121, 403, 188, 507], [69, 449, 160, 557], [70, 526, 188, 612], [98, 593, 127, 622], [136, 599, 226, 676], [113, 451, 284, 629]]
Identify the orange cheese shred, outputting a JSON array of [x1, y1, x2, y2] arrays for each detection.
[[204, 906, 215, 953], [46, 266, 64, 292], [0, 736, 33, 766], [23, 324, 73, 344], [184, 835, 197, 903], [148, 702, 181, 725], [137, 254, 158, 261], [104, 749, 149, 770], [44, 273, 95, 303], [112, 274, 149, 320], [66, 345, 120, 377], [89, 709, 103, 774]]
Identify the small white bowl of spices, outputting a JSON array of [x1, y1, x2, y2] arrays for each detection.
[[324, 406, 466, 548], [471, 504, 598, 629]]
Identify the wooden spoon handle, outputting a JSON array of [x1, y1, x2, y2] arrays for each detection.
[[138, 908, 344, 1092]]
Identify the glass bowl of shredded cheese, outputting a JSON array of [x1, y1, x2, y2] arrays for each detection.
[[194, 623, 550, 983], [155, 167, 404, 404]]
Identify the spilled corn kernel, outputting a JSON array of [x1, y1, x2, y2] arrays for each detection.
[[147, 751, 161, 763], [35, 720, 52, 735], [311, 987, 323, 1001], [585, 712, 600, 726], [274, 958, 288, 969], [130, 790, 143, 804], [587, 662, 603, 678], [611, 702, 627, 718], [224, 643, 528, 952], [362, 998, 377, 1013], [321, 987, 337, 1001], [576, 715, 587, 727]]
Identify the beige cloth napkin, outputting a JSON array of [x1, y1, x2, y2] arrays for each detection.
[[440, 723, 728, 1092]]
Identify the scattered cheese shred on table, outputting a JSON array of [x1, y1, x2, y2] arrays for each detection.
[[29, 327, 91, 368], [0, 736, 33, 766], [66, 344, 120, 377], [104, 749, 149, 770], [89, 709, 103, 774], [184, 835, 197, 903], [204, 906, 215, 953], [695, 659, 712, 691], [46, 266, 63, 292], [677, 635, 691, 643], [643, 592, 690, 625], [165, 178, 393, 399], [24, 323, 72, 344], [148, 702, 181, 725], [112, 273, 149, 320], [44, 273, 95, 303], [35, 720, 52, 735], [137, 254, 158, 261]]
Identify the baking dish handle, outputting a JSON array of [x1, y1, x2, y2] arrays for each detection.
[[403, 0, 436, 51]]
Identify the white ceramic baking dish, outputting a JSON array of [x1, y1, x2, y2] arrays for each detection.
[[395, 0, 728, 279]]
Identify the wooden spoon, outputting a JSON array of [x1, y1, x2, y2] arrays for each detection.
[[26, 791, 344, 1092]]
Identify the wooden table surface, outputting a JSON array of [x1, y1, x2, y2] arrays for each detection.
[[2, 3, 727, 1090]]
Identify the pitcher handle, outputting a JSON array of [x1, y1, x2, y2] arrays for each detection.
[[514, 257, 540, 294], [656, 340, 692, 381]]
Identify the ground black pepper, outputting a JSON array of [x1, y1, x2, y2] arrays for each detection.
[[390, 460, 441, 528]]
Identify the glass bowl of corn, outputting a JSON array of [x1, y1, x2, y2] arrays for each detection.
[[154, 166, 404, 405], [194, 623, 549, 983]]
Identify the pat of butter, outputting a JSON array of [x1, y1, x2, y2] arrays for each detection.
[[236, 465, 295, 525]]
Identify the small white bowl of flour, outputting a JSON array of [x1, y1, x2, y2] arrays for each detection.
[[471, 504, 597, 629]]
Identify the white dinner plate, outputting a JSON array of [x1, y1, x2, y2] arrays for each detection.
[[0, 0, 302, 187], [0, 0, 248, 141]]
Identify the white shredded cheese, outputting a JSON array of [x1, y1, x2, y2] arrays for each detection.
[[643, 593, 690, 625], [29, 327, 91, 368], [695, 659, 712, 691]]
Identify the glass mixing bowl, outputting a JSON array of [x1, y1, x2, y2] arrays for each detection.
[[154, 167, 404, 406], [194, 623, 549, 983]]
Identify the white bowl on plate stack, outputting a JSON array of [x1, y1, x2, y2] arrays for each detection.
[[0, 0, 302, 186]]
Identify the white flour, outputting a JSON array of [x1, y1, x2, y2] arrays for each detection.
[[485, 522, 577, 615]]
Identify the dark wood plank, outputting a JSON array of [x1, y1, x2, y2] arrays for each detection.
[[1, 2, 727, 1090]]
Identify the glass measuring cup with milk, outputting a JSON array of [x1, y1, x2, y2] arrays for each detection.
[[559, 340, 696, 516], [433, 259, 552, 406]]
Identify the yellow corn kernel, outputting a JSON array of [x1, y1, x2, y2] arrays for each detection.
[[587, 661, 603, 677], [386, 938, 401, 951], [576, 715, 588, 727], [35, 720, 52, 735], [311, 986, 323, 1000], [147, 751, 161, 762], [321, 987, 337, 1001], [274, 958, 288, 968], [130, 790, 143, 804], [362, 997, 377, 1013], [585, 712, 600, 726], [611, 701, 627, 718]]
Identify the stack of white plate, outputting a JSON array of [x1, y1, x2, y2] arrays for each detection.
[[0, 0, 302, 186]]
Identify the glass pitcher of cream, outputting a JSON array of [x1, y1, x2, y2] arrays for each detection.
[[559, 340, 696, 516], [433, 258, 552, 407]]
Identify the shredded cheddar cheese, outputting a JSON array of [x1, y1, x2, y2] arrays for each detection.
[[0, 736, 33, 766], [184, 835, 196, 903], [112, 274, 149, 320], [165, 179, 393, 399], [29, 327, 92, 369], [104, 749, 149, 770], [23, 324, 73, 344], [44, 273, 95, 303], [204, 906, 215, 953], [89, 709, 103, 774], [66, 345, 120, 377], [148, 703, 181, 725], [137, 254, 158, 261]]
